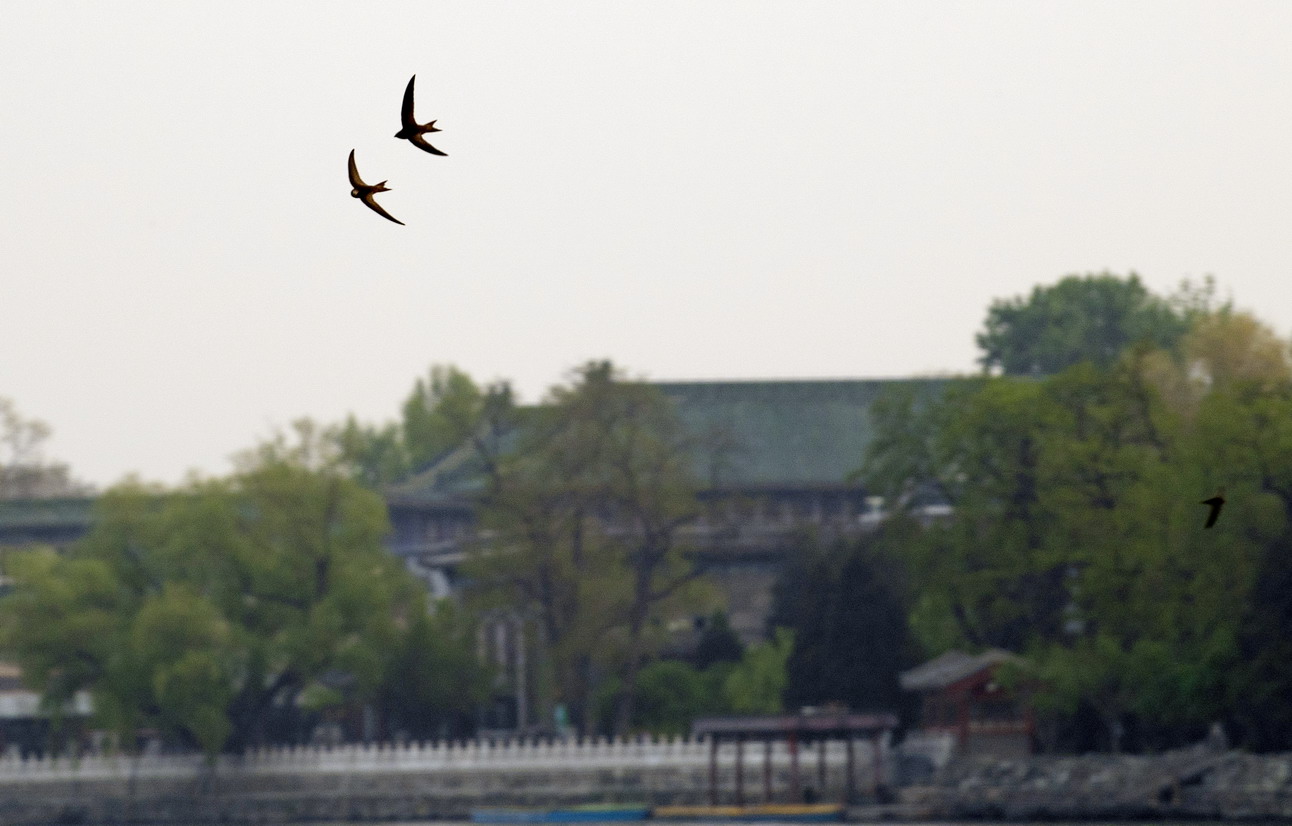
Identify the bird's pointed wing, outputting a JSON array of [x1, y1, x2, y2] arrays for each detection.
[[361, 192, 405, 225], [348, 150, 366, 188], [401, 75, 418, 128], [410, 133, 448, 157], [1204, 504, 1221, 528], [1201, 496, 1224, 528]]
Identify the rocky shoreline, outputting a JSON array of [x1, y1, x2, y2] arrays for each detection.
[[897, 749, 1292, 821]]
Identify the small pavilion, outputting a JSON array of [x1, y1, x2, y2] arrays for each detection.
[[692, 711, 899, 805], [899, 648, 1035, 758]]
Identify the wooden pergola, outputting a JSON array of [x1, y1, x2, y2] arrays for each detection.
[[692, 711, 899, 805]]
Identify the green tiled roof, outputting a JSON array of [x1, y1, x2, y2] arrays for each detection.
[[391, 378, 955, 498], [656, 378, 953, 487], [0, 497, 95, 530]]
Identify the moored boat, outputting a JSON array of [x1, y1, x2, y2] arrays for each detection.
[[651, 803, 845, 822], [471, 804, 651, 823]]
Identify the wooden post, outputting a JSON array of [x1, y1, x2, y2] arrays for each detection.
[[789, 731, 800, 802], [763, 738, 773, 803], [735, 733, 745, 807], [709, 735, 719, 805], [871, 732, 883, 799], [816, 737, 826, 799], [844, 735, 855, 804], [514, 619, 526, 731], [957, 689, 970, 755]]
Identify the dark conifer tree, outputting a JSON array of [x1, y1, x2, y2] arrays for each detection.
[[1233, 536, 1292, 751], [692, 611, 745, 670], [771, 531, 917, 717]]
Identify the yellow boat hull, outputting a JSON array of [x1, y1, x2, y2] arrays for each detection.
[[652, 803, 844, 821]]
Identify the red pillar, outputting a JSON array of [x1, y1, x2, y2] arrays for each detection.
[[957, 690, 970, 754]]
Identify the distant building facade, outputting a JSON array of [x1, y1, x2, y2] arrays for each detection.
[[0, 662, 92, 757], [382, 378, 954, 644], [0, 497, 94, 552], [380, 378, 955, 733]]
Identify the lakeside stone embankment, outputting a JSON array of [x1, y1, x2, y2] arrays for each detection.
[[901, 746, 1292, 821], [0, 736, 1290, 824]]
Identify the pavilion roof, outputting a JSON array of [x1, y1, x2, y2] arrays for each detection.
[[898, 648, 1023, 692], [692, 711, 899, 738]]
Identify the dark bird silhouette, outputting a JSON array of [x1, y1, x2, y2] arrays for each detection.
[[1201, 489, 1226, 529], [394, 75, 447, 156], [347, 150, 404, 226]]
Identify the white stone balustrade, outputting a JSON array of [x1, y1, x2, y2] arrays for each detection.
[[0, 735, 890, 785]]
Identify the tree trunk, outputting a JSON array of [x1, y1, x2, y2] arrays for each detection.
[[612, 610, 649, 736], [612, 550, 659, 736]]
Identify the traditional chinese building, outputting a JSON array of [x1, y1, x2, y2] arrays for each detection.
[[382, 377, 953, 733], [0, 496, 94, 551], [384, 378, 954, 644], [899, 648, 1036, 761]]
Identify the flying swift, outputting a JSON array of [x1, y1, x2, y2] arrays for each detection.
[[395, 74, 447, 156], [1201, 489, 1226, 529], [347, 150, 404, 226]]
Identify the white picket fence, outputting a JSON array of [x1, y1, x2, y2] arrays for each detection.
[[0, 735, 890, 784]]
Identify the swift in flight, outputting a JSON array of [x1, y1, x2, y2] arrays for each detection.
[[347, 150, 404, 225], [1201, 489, 1225, 529], [395, 75, 447, 156]]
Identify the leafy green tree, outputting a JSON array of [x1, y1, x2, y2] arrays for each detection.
[[596, 653, 750, 736], [1234, 543, 1292, 751], [0, 432, 435, 755], [1183, 309, 1292, 392], [620, 659, 709, 736], [1051, 314, 1292, 749], [862, 329, 1288, 748], [976, 273, 1189, 376], [466, 361, 710, 736], [864, 283, 1292, 748], [330, 416, 410, 488], [322, 364, 493, 489], [721, 629, 793, 715], [376, 601, 491, 740], [0, 397, 89, 499], [402, 365, 486, 471], [1192, 381, 1292, 750], [855, 384, 945, 505], [875, 377, 1069, 652]]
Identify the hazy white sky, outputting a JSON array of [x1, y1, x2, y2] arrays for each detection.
[[4, 2, 1291, 488]]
